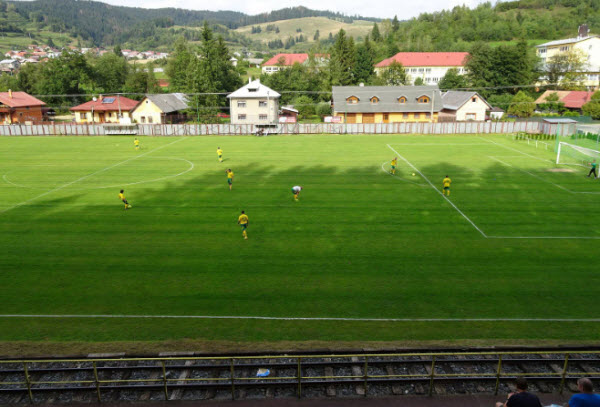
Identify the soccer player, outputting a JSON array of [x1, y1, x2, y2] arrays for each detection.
[[292, 185, 302, 201], [588, 160, 597, 178], [442, 175, 452, 196], [238, 210, 249, 240], [134, 138, 140, 150], [390, 157, 398, 175], [217, 147, 223, 163], [118, 189, 131, 210], [226, 169, 234, 190]]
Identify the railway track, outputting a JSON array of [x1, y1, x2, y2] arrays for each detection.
[[2, 349, 600, 404]]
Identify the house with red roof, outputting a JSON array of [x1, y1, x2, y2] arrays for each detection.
[[535, 90, 594, 111], [375, 52, 469, 86], [70, 95, 139, 123], [0, 90, 46, 124], [261, 53, 329, 74]]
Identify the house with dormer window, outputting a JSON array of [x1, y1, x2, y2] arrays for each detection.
[[332, 85, 443, 123]]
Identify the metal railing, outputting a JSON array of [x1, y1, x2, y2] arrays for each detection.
[[1, 350, 599, 402]]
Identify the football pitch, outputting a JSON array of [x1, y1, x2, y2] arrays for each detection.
[[1, 134, 600, 348]]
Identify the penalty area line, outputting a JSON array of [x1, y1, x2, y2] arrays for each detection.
[[0, 315, 600, 322], [386, 144, 488, 238]]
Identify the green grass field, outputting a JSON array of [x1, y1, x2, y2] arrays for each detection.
[[1, 134, 600, 349]]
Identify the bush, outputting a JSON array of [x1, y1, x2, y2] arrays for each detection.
[[315, 102, 331, 117], [562, 111, 580, 117]]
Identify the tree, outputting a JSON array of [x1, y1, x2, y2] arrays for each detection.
[[558, 49, 587, 90], [538, 91, 565, 113], [438, 68, 468, 91], [507, 91, 535, 117], [293, 95, 315, 119], [113, 44, 123, 58], [353, 35, 375, 84], [582, 91, 600, 119], [165, 37, 195, 92], [391, 15, 400, 33], [35, 50, 93, 104], [414, 77, 424, 86], [316, 101, 331, 117], [378, 61, 407, 86], [371, 23, 382, 42], [94, 52, 129, 93], [328, 29, 355, 86], [313, 29, 320, 41]]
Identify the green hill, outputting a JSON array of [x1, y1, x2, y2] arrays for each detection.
[[235, 17, 374, 50]]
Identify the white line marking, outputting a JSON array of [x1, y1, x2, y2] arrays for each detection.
[[0, 314, 599, 322], [387, 144, 487, 237], [488, 236, 600, 240], [480, 137, 552, 163], [0, 138, 187, 214], [2, 157, 195, 191], [380, 161, 426, 186], [488, 155, 600, 195], [388, 143, 490, 146]]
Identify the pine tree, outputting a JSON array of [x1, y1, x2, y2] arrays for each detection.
[[371, 23, 382, 42], [313, 29, 320, 41], [392, 15, 400, 32], [353, 35, 375, 84], [328, 29, 355, 86]]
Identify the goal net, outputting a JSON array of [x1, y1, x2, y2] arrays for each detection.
[[556, 142, 600, 167]]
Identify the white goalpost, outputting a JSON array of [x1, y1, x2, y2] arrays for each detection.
[[556, 142, 600, 168]]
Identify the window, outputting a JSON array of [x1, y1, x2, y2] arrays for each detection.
[[414, 113, 420, 119], [425, 68, 431, 73], [466, 113, 476, 121], [472, 97, 477, 103], [398, 96, 407, 104], [148, 116, 153, 124], [237, 101, 246, 108], [411, 68, 417, 73], [559, 46, 570, 52], [370, 96, 379, 104], [417, 96, 430, 103], [383, 113, 389, 121], [259, 114, 268, 120], [140, 116, 146, 123], [238, 114, 246, 120], [539, 48, 546, 54], [424, 112, 430, 118], [418, 68, 424, 73], [346, 96, 359, 104], [259, 101, 267, 107], [403, 113, 409, 119]]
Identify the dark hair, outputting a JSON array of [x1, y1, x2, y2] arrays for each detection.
[[579, 378, 594, 392], [516, 377, 528, 390], [241, 211, 245, 214], [446, 175, 449, 177], [120, 189, 124, 193]]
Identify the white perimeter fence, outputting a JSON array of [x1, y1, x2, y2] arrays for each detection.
[[0, 121, 576, 137]]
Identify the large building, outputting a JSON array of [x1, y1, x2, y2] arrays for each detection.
[[536, 25, 600, 89], [261, 53, 328, 74], [131, 93, 189, 124], [535, 90, 594, 111], [332, 85, 443, 124], [70, 95, 139, 124], [227, 79, 280, 125], [375, 52, 469, 86], [0, 90, 46, 124]]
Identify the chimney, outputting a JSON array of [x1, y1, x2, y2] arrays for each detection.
[[98, 94, 103, 102], [579, 24, 589, 39], [8, 89, 12, 99]]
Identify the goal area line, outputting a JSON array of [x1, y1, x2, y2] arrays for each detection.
[[0, 314, 599, 322], [386, 144, 600, 240]]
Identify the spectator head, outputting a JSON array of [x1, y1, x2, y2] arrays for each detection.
[[516, 377, 528, 391], [578, 378, 594, 393]]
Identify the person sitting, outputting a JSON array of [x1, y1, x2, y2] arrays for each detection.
[[568, 378, 600, 407], [496, 377, 542, 407]]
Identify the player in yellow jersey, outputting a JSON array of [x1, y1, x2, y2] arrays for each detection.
[[238, 210, 249, 239], [226, 169, 234, 190], [134, 138, 140, 150], [292, 185, 302, 201], [390, 157, 398, 175], [118, 189, 131, 210], [442, 175, 452, 196], [217, 147, 223, 163]]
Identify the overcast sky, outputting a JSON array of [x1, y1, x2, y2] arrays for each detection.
[[93, 0, 491, 19]]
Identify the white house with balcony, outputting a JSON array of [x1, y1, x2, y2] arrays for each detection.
[[536, 25, 600, 89], [227, 79, 280, 125]]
